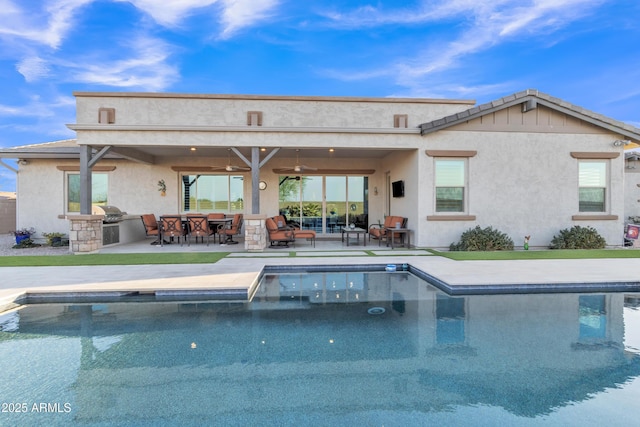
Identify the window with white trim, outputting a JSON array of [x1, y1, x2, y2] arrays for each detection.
[[578, 161, 607, 212], [66, 173, 109, 212], [435, 159, 466, 212]]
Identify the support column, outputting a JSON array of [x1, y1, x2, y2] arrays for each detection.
[[251, 146, 260, 214], [79, 145, 92, 215], [244, 214, 267, 252], [68, 215, 103, 254]]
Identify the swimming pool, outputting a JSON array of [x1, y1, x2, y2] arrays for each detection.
[[1, 269, 640, 426]]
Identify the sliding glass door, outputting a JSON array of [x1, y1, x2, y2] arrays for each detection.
[[279, 175, 368, 234]]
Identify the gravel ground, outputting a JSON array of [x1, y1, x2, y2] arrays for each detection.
[[0, 234, 71, 256]]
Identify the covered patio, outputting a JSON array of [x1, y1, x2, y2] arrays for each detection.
[[99, 231, 418, 255]]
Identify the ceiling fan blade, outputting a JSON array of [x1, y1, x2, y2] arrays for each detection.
[[210, 165, 250, 171]]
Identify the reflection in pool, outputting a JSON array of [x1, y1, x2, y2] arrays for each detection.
[[1, 270, 640, 426]]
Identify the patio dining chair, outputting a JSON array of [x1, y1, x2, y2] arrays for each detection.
[[369, 216, 405, 246], [160, 215, 187, 246], [140, 214, 161, 245], [218, 213, 243, 244], [207, 213, 227, 243], [187, 215, 214, 246]]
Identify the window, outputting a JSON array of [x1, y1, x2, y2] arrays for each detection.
[[435, 159, 465, 212], [579, 295, 607, 341], [436, 295, 466, 345], [181, 175, 244, 212], [67, 173, 109, 212], [579, 161, 606, 212]]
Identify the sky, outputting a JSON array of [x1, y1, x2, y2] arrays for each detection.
[[1, 0, 640, 191]]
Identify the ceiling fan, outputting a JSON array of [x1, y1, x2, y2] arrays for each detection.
[[276, 149, 317, 173], [211, 149, 251, 172]]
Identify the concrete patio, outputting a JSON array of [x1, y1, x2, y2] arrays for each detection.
[[2, 229, 640, 314]]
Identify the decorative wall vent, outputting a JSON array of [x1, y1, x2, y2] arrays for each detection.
[[247, 111, 263, 126], [98, 108, 116, 124], [394, 114, 408, 128]]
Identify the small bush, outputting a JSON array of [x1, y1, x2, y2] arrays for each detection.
[[549, 225, 606, 249], [43, 232, 67, 247], [450, 226, 514, 251]]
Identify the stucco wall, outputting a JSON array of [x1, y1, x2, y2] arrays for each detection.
[[75, 94, 473, 129], [421, 131, 625, 249], [624, 166, 640, 221]]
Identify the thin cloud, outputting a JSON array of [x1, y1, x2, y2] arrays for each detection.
[[0, 94, 74, 118], [68, 36, 179, 90], [118, 0, 218, 27], [320, 0, 607, 95], [121, 0, 281, 39], [219, 0, 280, 39], [16, 56, 50, 82], [0, 0, 92, 49]]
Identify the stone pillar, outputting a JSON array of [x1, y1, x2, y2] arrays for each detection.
[[68, 215, 103, 254], [244, 214, 267, 252]]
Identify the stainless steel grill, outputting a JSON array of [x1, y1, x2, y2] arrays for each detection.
[[92, 205, 125, 223]]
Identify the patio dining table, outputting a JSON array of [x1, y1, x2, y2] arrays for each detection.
[[159, 215, 233, 245]]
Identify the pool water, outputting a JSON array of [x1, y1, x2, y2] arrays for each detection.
[[1, 270, 640, 426]]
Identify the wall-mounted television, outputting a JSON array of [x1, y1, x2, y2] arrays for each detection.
[[392, 180, 404, 198]]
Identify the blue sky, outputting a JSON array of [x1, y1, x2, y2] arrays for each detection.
[[1, 0, 639, 191]]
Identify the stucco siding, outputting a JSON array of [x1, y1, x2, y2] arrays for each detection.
[[625, 168, 640, 220], [17, 161, 67, 239], [75, 94, 473, 129], [421, 131, 625, 249]]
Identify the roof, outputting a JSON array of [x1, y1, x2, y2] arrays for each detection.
[[419, 89, 640, 141], [72, 91, 475, 105], [0, 139, 123, 160]]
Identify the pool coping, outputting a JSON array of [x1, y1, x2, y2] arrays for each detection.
[[3, 256, 640, 313]]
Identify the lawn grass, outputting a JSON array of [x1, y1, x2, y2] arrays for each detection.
[[2, 248, 640, 267], [429, 248, 640, 260], [0, 252, 229, 267]]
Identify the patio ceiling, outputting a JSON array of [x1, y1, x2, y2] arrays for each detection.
[[129, 146, 401, 160]]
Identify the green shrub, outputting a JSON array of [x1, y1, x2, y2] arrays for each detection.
[[549, 225, 606, 249], [449, 226, 514, 251], [43, 232, 67, 247], [12, 238, 41, 249]]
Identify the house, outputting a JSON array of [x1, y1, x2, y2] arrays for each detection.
[[1, 89, 639, 252]]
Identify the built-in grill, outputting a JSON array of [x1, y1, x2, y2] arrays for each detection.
[[92, 205, 125, 223], [92, 205, 126, 245]]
